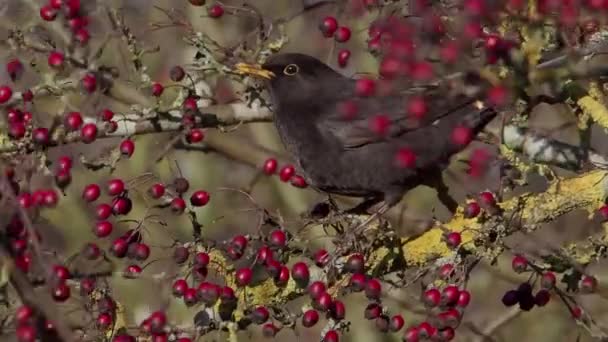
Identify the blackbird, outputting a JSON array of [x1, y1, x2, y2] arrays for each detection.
[[236, 53, 497, 224]]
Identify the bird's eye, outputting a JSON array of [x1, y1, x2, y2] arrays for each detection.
[[283, 64, 299, 76]]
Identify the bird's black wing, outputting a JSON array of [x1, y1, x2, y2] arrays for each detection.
[[318, 84, 482, 149]]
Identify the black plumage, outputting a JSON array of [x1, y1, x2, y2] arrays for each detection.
[[237, 53, 498, 217]]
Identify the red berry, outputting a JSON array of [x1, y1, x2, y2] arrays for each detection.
[[457, 290, 471, 307], [173, 246, 189, 264], [48, 51, 65, 68], [302, 309, 319, 327], [111, 238, 129, 258], [335, 27, 352, 42], [251, 306, 270, 324], [442, 285, 460, 306], [346, 253, 365, 273], [231, 234, 248, 251], [423, 288, 441, 307], [190, 190, 210, 207], [107, 178, 125, 196], [404, 326, 420, 342], [365, 278, 382, 300], [337, 49, 351, 67], [100, 109, 114, 121], [6, 59, 24, 81], [479, 191, 496, 206], [501, 290, 519, 306], [308, 281, 326, 300], [0, 85, 13, 103], [112, 197, 132, 215], [291, 262, 310, 287], [172, 279, 188, 297], [279, 165, 295, 182], [355, 78, 376, 97], [290, 175, 308, 188], [124, 264, 142, 278], [319, 16, 338, 37], [148, 183, 165, 198], [97, 312, 113, 329], [186, 129, 204, 143], [445, 232, 462, 248], [314, 249, 330, 267], [369, 114, 391, 135], [32, 128, 50, 146], [324, 330, 339, 342], [395, 147, 417, 168], [314, 292, 333, 311], [52, 264, 71, 281], [581, 275, 598, 293], [390, 314, 404, 332], [262, 158, 278, 175], [9, 122, 26, 139], [350, 273, 367, 291], [262, 323, 279, 338], [598, 205, 608, 221], [407, 96, 428, 119], [571, 306, 583, 319], [151, 82, 164, 97], [541, 272, 556, 289], [22, 89, 34, 102], [511, 255, 528, 273], [40, 5, 58, 21], [120, 139, 135, 156], [269, 229, 287, 248], [451, 125, 473, 146], [364, 303, 382, 319], [183, 97, 198, 113], [208, 4, 224, 18], [330, 300, 346, 320], [64, 112, 83, 131], [94, 221, 113, 237], [16, 324, 37, 342], [81, 73, 97, 93], [235, 267, 252, 287], [464, 201, 481, 218], [256, 245, 273, 265], [82, 183, 101, 202], [80, 123, 98, 143], [170, 197, 186, 214], [52, 282, 71, 301], [15, 305, 34, 324], [133, 243, 150, 261]]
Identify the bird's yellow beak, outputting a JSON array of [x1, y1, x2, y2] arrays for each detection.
[[235, 63, 275, 80]]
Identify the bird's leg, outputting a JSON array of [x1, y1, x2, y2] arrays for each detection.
[[422, 168, 459, 214], [349, 201, 391, 236]]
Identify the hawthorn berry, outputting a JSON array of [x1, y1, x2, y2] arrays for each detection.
[[186, 129, 204, 143], [80, 123, 98, 143], [308, 281, 326, 300], [330, 300, 346, 320], [335, 27, 352, 42], [350, 273, 367, 292], [314, 292, 333, 312], [173, 245, 189, 264], [52, 282, 71, 302], [501, 290, 519, 306], [302, 309, 319, 327], [148, 183, 165, 198], [235, 267, 252, 287], [81, 73, 97, 93], [48, 51, 65, 68], [337, 49, 351, 67], [120, 139, 135, 157], [208, 4, 224, 18], [581, 275, 598, 293], [445, 232, 462, 249], [190, 190, 210, 206], [64, 112, 83, 131], [290, 175, 308, 188], [262, 323, 278, 338], [511, 255, 528, 273], [464, 201, 481, 218], [40, 5, 58, 21], [346, 253, 365, 273], [151, 82, 164, 97], [291, 262, 310, 287], [262, 158, 278, 175], [82, 183, 101, 202], [314, 249, 329, 267], [324, 330, 339, 342], [251, 306, 269, 324], [534, 289, 551, 306], [541, 272, 556, 289], [365, 278, 382, 300], [6, 59, 24, 81], [423, 288, 441, 307], [279, 165, 295, 182], [319, 16, 338, 37], [390, 314, 404, 332], [442, 285, 460, 306], [364, 303, 382, 319]]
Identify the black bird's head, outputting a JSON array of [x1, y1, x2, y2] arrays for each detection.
[[235, 53, 348, 108]]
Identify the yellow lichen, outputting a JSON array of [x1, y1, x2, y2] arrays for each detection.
[[578, 95, 608, 130]]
